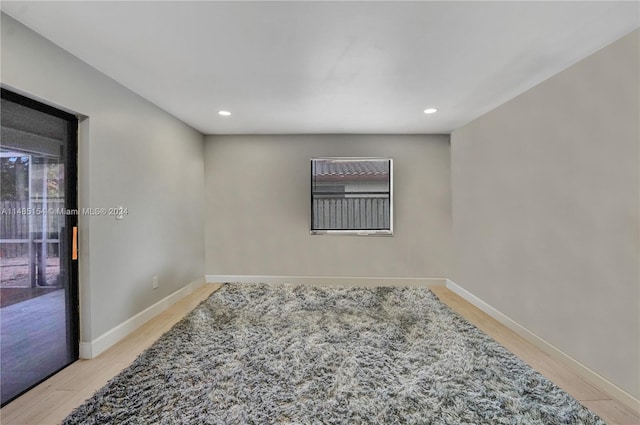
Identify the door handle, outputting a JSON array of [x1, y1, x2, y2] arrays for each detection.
[[72, 226, 78, 260]]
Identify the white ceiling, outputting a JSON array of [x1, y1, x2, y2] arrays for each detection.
[[2, 1, 638, 135]]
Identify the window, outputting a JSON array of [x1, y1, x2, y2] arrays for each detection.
[[311, 157, 393, 235]]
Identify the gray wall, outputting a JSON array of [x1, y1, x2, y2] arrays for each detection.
[[451, 30, 639, 398], [205, 135, 451, 278], [1, 14, 206, 340]]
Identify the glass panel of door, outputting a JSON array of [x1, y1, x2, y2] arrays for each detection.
[[0, 91, 78, 406]]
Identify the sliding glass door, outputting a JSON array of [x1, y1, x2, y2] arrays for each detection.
[[0, 89, 79, 406]]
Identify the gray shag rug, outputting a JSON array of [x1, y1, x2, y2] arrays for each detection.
[[63, 283, 605, 424]]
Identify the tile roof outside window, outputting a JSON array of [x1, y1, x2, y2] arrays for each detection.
[[314, 160, 389, 179]]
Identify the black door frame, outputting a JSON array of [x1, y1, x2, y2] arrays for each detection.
[[0, 88, 79, 405]]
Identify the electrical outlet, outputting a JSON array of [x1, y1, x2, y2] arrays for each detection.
[[152, 276, 159, 289]]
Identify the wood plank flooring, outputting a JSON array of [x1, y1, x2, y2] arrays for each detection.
[[1, 289, 72, 404], [0, 287, 61, 309], [0, 284, 221, 425], [1, 284, 637, 425]]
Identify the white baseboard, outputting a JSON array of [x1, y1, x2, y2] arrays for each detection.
[[205, 275, 446, 287], [79, 277, 207, 359], [445, 279, 640, 412]]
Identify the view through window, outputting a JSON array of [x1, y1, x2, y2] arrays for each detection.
[[311, 158, 393, 235]]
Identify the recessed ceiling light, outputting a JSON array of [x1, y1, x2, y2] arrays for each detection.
[[218, 110, 231, 116], [423, 108, 438, 114]]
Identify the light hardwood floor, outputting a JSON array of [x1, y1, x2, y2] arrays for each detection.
[[1, 284, 637, 425]]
